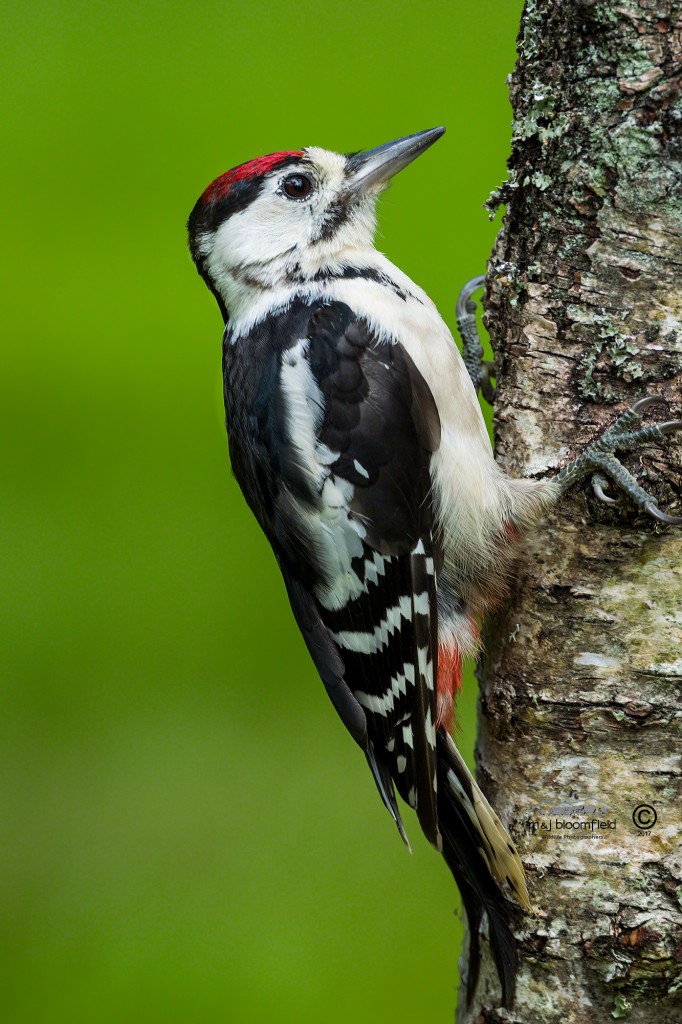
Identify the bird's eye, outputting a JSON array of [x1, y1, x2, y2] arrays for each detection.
[[281, 174, 313, 200]]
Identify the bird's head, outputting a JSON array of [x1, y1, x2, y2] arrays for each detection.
[[187, 127, 445, 322]]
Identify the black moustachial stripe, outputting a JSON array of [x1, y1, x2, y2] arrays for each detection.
[[311, 196, 353, 243]]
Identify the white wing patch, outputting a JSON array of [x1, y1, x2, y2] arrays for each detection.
[[280, 338, 327, 487], [279, 337, 370, 613]]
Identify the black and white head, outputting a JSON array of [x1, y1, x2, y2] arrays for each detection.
[[187, 127, 445, 322]]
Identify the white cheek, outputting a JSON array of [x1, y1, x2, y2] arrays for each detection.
[[211, 196, 309, 268]]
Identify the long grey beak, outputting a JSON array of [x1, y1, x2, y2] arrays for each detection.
[[346, 127, 445, 193]]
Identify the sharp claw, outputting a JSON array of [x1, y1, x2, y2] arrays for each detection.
[[631, 396, 668, 415], [644, 503, 682, 526], [455, 275, 486, 321], [592, 475, 617, 504], [658, 420, 682, 435]]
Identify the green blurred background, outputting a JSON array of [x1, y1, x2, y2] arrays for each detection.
[[1, 1, 522, 1020]]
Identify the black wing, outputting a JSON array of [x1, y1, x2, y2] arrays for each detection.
[[223, 299, 441, 845]]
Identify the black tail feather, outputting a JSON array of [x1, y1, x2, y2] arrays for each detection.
[[365, 742, 411, 849], [436, 730, 519, 1008], [452, 872, 484, 1006]]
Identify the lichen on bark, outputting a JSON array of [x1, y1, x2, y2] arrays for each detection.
[[460, 2, 682, 1022]]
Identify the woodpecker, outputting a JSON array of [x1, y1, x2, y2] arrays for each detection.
[[187, 128, 681, 1008]]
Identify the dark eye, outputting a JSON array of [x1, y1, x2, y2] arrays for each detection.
[[281, 174, 313, 200]]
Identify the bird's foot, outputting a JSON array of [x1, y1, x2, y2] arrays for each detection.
[[555, 397, 682, 525], [456, 276, 495, 404]]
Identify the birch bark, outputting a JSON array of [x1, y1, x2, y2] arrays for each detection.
[[460, 2, 682, 1021]]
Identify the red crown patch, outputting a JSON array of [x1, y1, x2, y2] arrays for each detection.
[[200, 151, 304, 206]]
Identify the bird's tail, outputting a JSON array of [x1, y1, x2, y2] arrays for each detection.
[[436, 728, 531, 1008]]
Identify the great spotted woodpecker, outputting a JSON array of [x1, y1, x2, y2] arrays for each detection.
[[187, 128, 681, 1007]]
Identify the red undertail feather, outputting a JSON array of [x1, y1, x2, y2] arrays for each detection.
[[437, 643, 462, 731]]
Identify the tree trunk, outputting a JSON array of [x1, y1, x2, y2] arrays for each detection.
[[460, 2, 682, 1022]]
